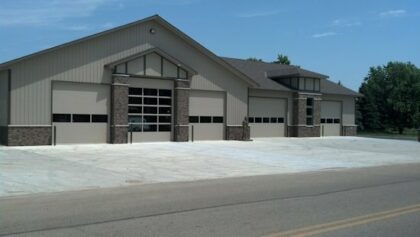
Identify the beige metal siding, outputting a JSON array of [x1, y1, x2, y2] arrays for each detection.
[[145, 53, 162, 77], [0, 70, 8, 126], [9, 19, 250, 127], [127, 57, 144, 75], [322, 95, 355, 125]]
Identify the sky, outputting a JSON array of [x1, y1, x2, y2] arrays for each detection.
[[0, 0, 419, 90]]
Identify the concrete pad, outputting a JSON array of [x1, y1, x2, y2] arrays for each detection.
[[0, 137, 419, 197]]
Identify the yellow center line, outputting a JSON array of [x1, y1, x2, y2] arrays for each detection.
[[263, 204, 420, 237]]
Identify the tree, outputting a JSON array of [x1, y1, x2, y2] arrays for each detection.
[[337, 80, 342, 86], [273, 54, 291, 65], [357, 62, 420, 133], [246, 57, 263, 62]]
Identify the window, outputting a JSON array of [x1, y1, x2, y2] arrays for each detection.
[[73, 114, 90, 123], [92, 115, 108, 123], [129, 106, 142, 114], [159, 107, 171, 114], [159, 116, 171, 123], [159, 125, 171, 132], [327, 118, 333, 124], [200, 116, 212, 123], [334, 118, 341, 124], [212, 116, 224, 123], [129, 124, 142, 132], [143, 107, 157, 114], [278, 117, 284, 123], [321, 118, 326, 124], [129, 88, 142, 95], [248, 117, 254, 123], [270, 117, 277, 123], [128, 116, 143, 124], [143, 98, 157, 105], [159, 89, 171, 97], [189, 116, 199, 123], [255, 117, 262, 123], [263, 117, 269, 123], [129, 97, 142, 105], [143, 124, 157, 132], [144, 88, 158, 96], [143, 116, 157, 123], [53, 114, 71, 123], [159, 98, 171, 105], [306, 98, 314, 126]]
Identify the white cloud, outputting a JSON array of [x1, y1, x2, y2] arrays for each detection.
[[312, 32, 336, 38], [63, 25, 90, 31], [379, 9, 406, 17], [236, 10, 280, 18], [332, 19, 362, 27], [0, 0, 113, 26]]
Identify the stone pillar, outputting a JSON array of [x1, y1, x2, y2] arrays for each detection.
[[343, 125, 357, 136], [111, 76, 129, 144], [226, 118, 251, 141], [174, 79, 190, 142], [290, 92, 321, 137], [6, 126, 51, 146]]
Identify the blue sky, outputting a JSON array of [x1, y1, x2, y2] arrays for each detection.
[[0, 0, 419, 90]]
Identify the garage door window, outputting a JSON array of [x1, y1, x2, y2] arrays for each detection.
[[248, 117, 284, 124], [92, 115, 108, 123], [321, 118, 341, 124], [128, 87, 172, 133], [73, 114, 90, 123], [189, 116, 224, 124]]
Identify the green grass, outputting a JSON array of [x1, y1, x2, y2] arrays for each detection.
[[358, 129, 419, 141]]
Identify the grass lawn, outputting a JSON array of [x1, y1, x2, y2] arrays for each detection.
[[358, 129, 418, 141]]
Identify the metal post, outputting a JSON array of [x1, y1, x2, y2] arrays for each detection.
[[53, 126, 57, 146], [191, 125, 194, 142], [130, 131, 133, 144]]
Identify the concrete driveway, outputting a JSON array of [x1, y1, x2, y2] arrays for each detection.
[[0, 137, 419, 197]]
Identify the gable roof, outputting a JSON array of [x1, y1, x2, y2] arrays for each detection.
[[0, 15, 258, 87], [222, 57, 362, 97]]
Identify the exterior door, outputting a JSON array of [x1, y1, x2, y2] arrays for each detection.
[[248, 97, 286, 138], [52, 82, 110, 144], [321, 101, 342, 136], [189, 90, 225, 140]]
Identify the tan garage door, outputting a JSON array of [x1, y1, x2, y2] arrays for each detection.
[[189, 90, 225, 141], [321, 101, 342, 136], [249, 97, 286, 138], [52, 82, 110, 144]]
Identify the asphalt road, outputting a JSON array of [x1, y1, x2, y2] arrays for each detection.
[[1, 164, 420, 237]]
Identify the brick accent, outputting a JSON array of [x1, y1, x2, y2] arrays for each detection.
[[7, 126, 51, 146], [290, 92, 321, 137], [111, 76, 129, 144], [226, 121, 251, 141], [173, 79, 190, 142], [343, 126, 357, 136]]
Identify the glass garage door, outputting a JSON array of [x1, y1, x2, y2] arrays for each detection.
[[128, 87, 172, 142]]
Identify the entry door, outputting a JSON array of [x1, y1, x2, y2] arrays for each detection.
[[189, 90, 225, 140], [321, 101, 342, 136], [52, 82, 110, 144], [248, 97, 286, 137]]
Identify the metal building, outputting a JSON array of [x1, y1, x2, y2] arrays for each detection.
[[0, 15, 361, 146]]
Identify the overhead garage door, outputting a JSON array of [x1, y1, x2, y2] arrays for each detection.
[[52, 82, 110, 144], [321, 101, 341, 136], [249, 97, 286, 138], [189, 90, 225, 141], [128, 78, 173, 142]]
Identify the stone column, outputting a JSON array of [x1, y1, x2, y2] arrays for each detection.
[[290, 92, 321, 137], [226, 118, 251, 141], [111, 76, 129, 144], [343, 125, 357, 136], [173, 79, 190, 142]]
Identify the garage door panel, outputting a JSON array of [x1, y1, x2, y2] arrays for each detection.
[[189, 91, 225, 141], [321, 101, 342, 136], [249, 97, 286, 138], [250, 124, 285, 137], [191, 124, 224, 141], [52, 82, 110, 144]]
